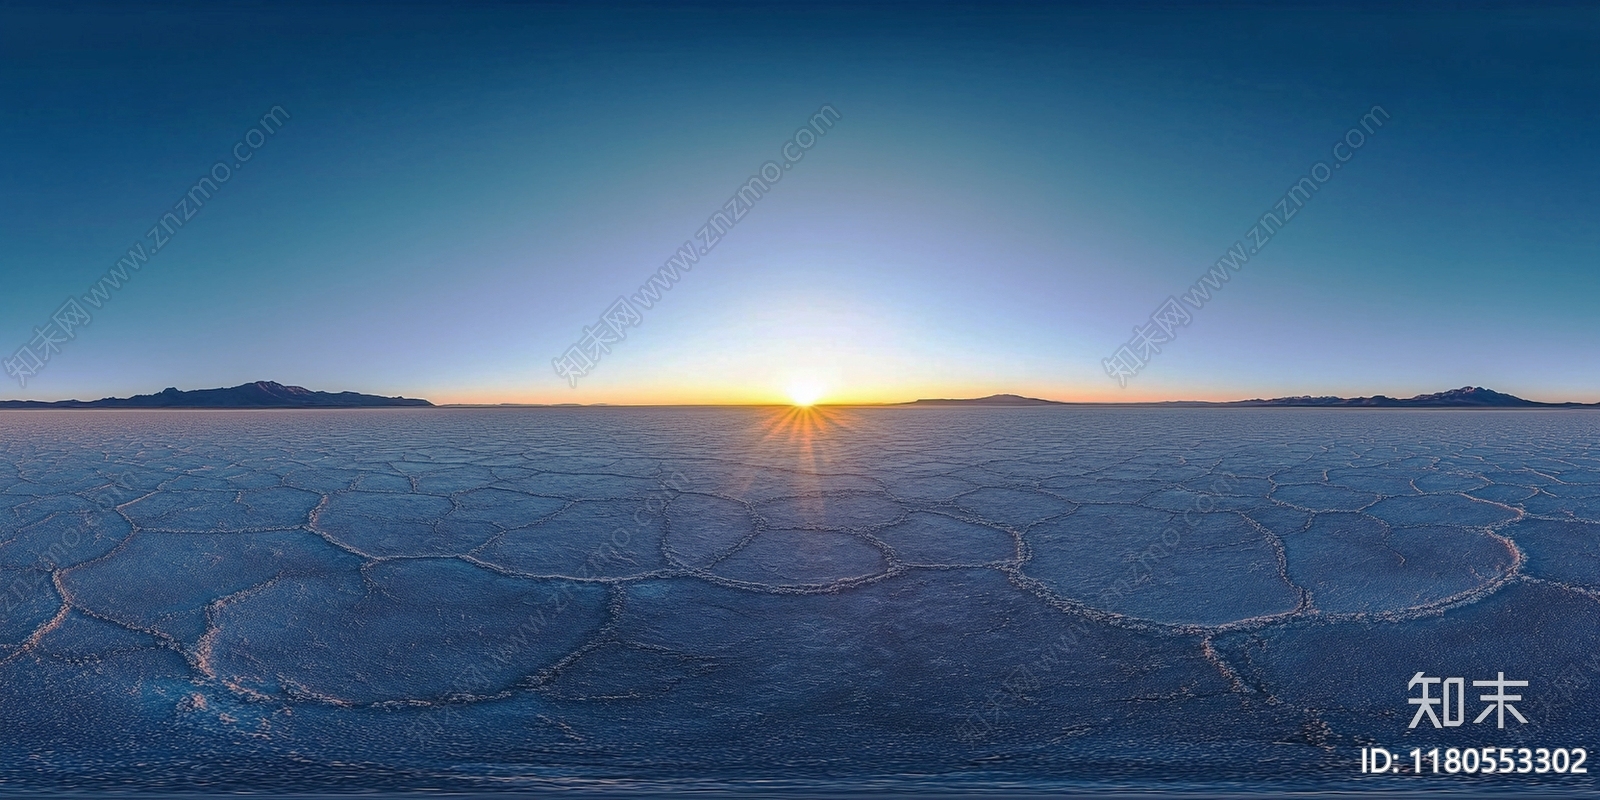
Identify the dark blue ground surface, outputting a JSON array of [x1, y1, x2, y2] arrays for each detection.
[[1, 407, 1597, 796]]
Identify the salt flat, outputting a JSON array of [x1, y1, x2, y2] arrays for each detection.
[[1, 407, 1597, 794]]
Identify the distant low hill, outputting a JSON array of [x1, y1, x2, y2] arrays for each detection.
[[902, 393, 1066, 406], [0, 381, 433, 409], [901, 387, 1599, 408]]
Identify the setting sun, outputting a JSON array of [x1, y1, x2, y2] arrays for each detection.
[[786, 380, 826, 407]]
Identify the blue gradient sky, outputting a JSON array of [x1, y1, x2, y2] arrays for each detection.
[[3, 1, 1597, 404]]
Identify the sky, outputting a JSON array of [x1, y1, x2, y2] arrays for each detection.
[[2, 1, 1597, 405]]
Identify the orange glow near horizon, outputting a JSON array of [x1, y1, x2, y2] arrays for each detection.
[[419, 381, 1248, 406]]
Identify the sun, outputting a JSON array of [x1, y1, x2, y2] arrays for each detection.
[[786, 380, 826, 407]]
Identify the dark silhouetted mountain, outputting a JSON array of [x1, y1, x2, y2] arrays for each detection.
[[1224, 386, 1597, 408], [0, 381, 433, 409], [902, 394, 1064, 406], [897, 387, 1598, 409]]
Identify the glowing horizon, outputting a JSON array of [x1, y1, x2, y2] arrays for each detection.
[[10, 379, 1600, 408]]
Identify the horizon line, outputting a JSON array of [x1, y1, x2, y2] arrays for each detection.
[[7, 384, 1600, 408]]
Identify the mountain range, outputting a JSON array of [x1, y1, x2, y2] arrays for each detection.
[[1220, 386, 1599, 408], [905, 387, 1600, 408], [0, 381, 432, 409]]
